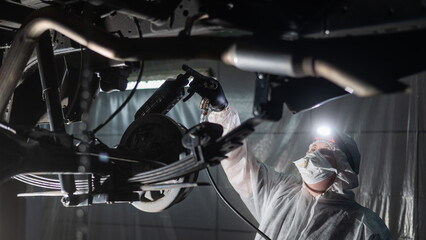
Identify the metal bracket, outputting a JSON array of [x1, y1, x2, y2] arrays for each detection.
[[253, 73, 286, 121]]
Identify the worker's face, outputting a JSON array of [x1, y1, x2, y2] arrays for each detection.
[[308, 141, 332, 153], [300, 142, 338, 197], [307, 142, 336, 168]]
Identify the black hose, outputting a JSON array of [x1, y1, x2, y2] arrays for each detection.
[[205, 168, 271, 240], [92, 61, 144, 134]]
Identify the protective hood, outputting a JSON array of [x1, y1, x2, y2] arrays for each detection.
[[328, 148, 359, 199], [312, 139, 359, 200]]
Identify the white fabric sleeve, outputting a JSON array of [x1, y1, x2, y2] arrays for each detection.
[[208, 106, 257, 198], [208, 106, 300, 222]]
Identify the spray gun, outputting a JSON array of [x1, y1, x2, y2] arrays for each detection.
[[134, 64, 226, 123], [181, 65, 226, 123], [198, 98, 210, 123]]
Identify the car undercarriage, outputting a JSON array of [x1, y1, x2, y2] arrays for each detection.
[[0, 0, 425, 238]]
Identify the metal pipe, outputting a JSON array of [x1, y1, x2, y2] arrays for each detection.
[[37, 31, 65, 131], [313, 60, 381, 96], [0, 6, 394, 115], [37, 32, 75, 196], [58, 174, 77, 195], [0, 7, 231, 115], [221, 41, 383, 97], [221, 42, 302, 77]]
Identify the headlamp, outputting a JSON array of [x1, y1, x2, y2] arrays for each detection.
[[314, 126, 336, 144], [317, 126, 331, 136], [313, 127, 360, 174]]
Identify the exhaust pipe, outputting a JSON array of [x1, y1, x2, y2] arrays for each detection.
[[221, 41, 391, 97], [1, 7, 416, 115]]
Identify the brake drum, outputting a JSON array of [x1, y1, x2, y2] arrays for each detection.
[[120, 114, 197, 212]]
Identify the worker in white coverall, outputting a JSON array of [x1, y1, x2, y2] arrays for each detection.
[[192, 78, 392, 240]]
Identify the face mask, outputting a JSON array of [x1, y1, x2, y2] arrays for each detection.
[[293, 151, 337, 184]]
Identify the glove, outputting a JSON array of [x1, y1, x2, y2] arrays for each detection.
[[190, 79, 228, 112], [181, 65, 228, 112]]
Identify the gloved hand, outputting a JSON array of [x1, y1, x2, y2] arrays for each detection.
[[190, 79, 228, 112], [182, 65, 228, 112]]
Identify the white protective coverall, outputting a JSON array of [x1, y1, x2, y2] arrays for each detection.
[[208, 106, 392, 240]]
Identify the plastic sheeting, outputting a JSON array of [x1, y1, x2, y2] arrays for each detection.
[[17, 63, 425, 240]]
